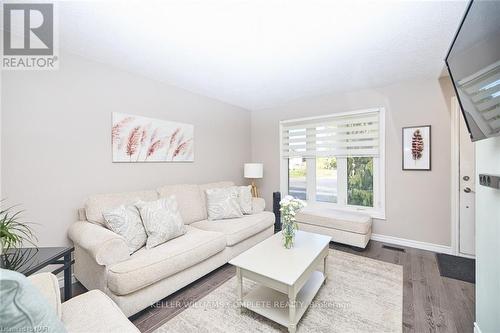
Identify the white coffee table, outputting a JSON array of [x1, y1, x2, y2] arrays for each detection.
[[229, 230, 331, 333]]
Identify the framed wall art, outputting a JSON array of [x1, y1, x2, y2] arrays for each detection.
[[402, 125, 431, 171], [112, 112, 194, 162]]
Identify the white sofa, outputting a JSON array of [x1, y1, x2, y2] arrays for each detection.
[[28, 272, 139, 332], [68, 181, 274, 317]]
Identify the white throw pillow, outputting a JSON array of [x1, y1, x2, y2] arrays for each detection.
[[102, 204, 147, 254], [238, 185, 253, 214], [206, 187, 243, 221], [137, 196, 186, 249]]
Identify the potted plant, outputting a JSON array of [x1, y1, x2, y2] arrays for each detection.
[[0, 201, 37, 255], [279, 195, 306, 249]]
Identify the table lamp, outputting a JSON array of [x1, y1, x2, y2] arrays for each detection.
[[244, 163, 263, 197]]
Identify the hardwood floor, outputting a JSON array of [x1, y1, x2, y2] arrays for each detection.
[[329, 241, 475, 333], [70, 240, 475, 333]]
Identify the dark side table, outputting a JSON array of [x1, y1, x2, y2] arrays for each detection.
[[1, 247, 74, 301]]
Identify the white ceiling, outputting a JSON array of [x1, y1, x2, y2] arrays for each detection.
[[59, 0, 468, 110]]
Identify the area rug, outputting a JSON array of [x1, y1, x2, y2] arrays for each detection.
[[154, 249, 402, 333]]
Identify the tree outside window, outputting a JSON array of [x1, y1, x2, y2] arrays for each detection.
[[347, 157, 373, 207]]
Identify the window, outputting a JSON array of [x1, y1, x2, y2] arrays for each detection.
[[316, 157, 337, 203], [288, 157, 307, 200], [347, 157, 373, 207], [280, 108, 385, 218]]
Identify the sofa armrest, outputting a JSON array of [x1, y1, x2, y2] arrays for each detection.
[[252, 197, 266, 214], [68, 221, 130, 266], [28, 272, 62, 319]]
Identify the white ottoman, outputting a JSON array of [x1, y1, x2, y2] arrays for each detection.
[[295, 208, 372, 249]]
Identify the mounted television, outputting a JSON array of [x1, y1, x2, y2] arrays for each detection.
[[445, 0, 500, 141]]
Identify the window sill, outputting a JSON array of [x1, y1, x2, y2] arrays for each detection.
[[305, 202, 386, 220]]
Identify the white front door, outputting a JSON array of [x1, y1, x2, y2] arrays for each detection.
[[458, 110, 475, 256]]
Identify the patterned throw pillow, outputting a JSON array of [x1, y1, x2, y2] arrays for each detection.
[[102, 204, 147, 254], [137, 196, 186, 249], [206, 187, 243, 221], [238, 185, 253, 214]]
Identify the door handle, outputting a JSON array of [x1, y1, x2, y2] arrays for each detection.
[[464, 187, 472, 193]]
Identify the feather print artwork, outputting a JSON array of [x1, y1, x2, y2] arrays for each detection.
[[173, 139, 192, 159], [411, 129, 424, 160], [112, 113, 194, 162], [140, 125, 150, 145], [112, 116, 134, 149], [403, 125, 430, 170], [146, 139, 163, 159], [126, 126, 142, 159], [169, 128, 181, 147], [149, 128, 159, 144]]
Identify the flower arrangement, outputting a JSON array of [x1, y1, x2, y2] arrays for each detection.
[[279, 195, 306, 249]]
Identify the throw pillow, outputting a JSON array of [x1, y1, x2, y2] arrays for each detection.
[[137, 196, 186, 249], [102, 204, 147, 254], [238, 185, 253, 214], [0, 269, 66, 333], [206, 187, 243, 220]]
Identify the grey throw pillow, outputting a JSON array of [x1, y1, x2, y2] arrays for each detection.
[[238, 185, 253, 214], [206, 187, 243, 221], [137, 196, 186, 249], [102, 204, 147, 254]]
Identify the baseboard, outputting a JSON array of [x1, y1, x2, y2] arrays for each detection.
[[458, 252, 476, 259], [474, 322, 482, 333], [371, 233, 453, 254]]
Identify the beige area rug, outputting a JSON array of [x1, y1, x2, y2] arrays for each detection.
[[154, 249, 402, 333]]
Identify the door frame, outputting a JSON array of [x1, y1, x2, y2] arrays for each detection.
[[450, 96, 475, 258]]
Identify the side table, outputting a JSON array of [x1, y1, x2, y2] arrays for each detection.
[[1, 247, 74, 301]]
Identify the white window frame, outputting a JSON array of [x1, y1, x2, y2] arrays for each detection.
[[279, 108, 386, 220]]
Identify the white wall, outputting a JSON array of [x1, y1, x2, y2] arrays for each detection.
[[1, 50, 460, 249], [475, 137, 500, 333], [1, 52, 251, 247], [251, 77, 455, 246]]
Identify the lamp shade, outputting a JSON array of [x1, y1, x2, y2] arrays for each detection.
[[244, 163, 263, 179]]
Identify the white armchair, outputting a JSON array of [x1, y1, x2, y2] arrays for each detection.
[[29, 272, 139, 333]]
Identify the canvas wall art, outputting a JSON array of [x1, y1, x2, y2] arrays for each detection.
[[112, 113, 194, 162], [402, 125, 431, 170]]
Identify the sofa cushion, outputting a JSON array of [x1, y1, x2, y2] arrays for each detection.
[[191, 211, 274, 246], [157, 184, 205, 224], [85, 190, 158, 226], [199, 181, 235, 193], [107, 226, 226, 295], [295, 208, 372, 234]]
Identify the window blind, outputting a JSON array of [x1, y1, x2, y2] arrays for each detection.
[[281, 110, 380, 158], [458, 61, 500, 134]]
